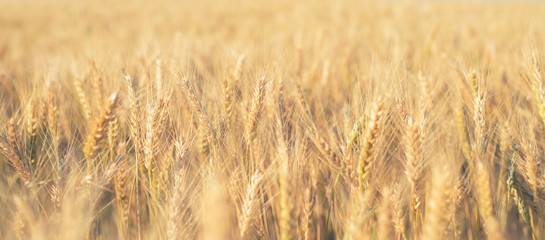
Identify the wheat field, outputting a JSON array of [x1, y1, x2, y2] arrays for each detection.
[[1, 0, 545, 239]]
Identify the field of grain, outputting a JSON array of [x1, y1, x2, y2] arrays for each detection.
[[1, 0, 545, 239]]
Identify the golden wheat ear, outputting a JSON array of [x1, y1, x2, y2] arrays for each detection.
[[238, 171, 263, 239], [404, 117, 423, 213], [244, 75, 267, 148], [0, 136, 30, 182], [179, 77, 217, 150], [357, 97, 384, 192], [84, 93, 120, 162]]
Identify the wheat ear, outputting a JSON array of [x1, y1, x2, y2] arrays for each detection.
[[404, 117, 422, 212], [357, 97, 384, 191], [0, 136, 30, 182], [125, 75, 142, 155], [84, 93, 119, 161], [179, 77, 216, 149], [239, 171, 263, 239], [244, 75, 267, 148], [528, 53, 545, 128], [301, 187, 314, 240]]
